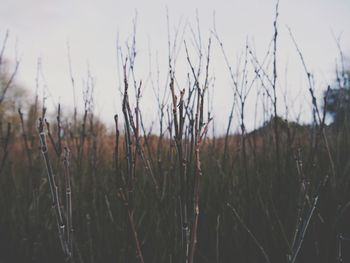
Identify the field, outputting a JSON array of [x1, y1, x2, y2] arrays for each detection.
[[0, 4, 349, 263]]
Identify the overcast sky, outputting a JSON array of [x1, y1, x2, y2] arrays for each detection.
[[1, 0, 349, 132]]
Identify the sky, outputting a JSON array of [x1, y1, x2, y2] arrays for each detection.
[[0, 0, 349, 133]]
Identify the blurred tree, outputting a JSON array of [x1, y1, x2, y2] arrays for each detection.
[[325, 65, 350, 127], [0, 31, 28, 123]]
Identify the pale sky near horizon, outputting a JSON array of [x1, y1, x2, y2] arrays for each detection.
[[0, 0, 349, 133]]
